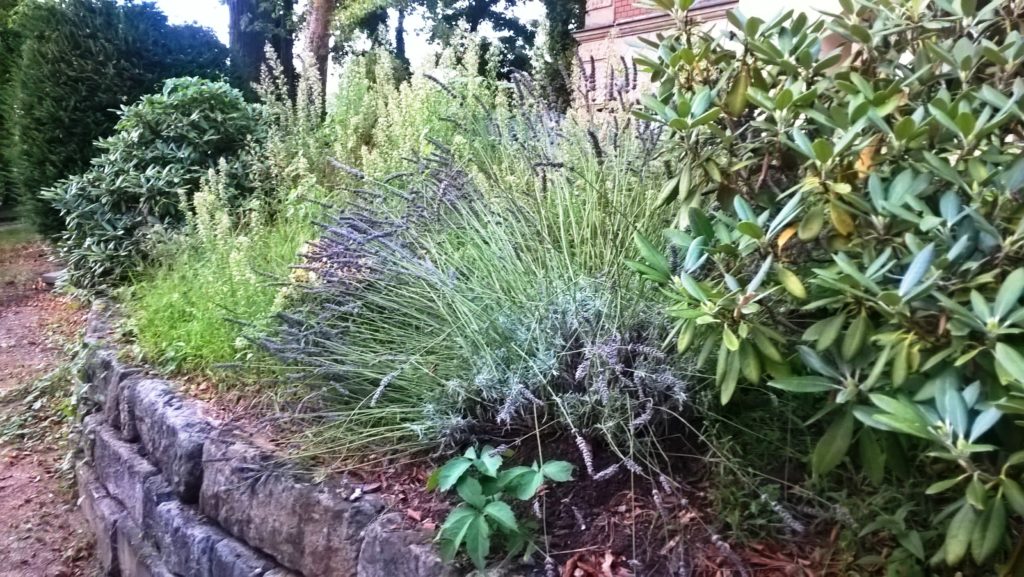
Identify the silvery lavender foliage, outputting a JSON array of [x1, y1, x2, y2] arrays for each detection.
[[760, 494, 807, 535], [267, 66, 682, 471], [263, 152, 479, 399]]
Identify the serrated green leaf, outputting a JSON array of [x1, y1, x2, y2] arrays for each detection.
[[483, 501, 518, 533], [540, 461, 574, 482], [457, 476, 487, 509], [512, 470, 544, 500], [474, 446, 502, 477], [439, 505, 477, 561], [436, 458, 473, 492], [465, 514, 491, 569]]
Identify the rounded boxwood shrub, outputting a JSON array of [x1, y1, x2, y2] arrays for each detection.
[[2, 0, 227, 233], [46, 77, 264, 288]]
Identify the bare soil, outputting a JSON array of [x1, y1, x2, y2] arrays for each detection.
[[0, 232, 96, 577]]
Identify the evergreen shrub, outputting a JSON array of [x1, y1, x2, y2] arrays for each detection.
[[46, 78, 263, 288], [634, 0, 1024, 569], [3, 0, 227, 233]]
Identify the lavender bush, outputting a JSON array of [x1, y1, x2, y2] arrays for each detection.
[[267, 71, 687, 478]]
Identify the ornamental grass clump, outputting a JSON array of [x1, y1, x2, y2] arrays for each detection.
[[267, 76, 687, 477], [634, 0, 1024, 570]]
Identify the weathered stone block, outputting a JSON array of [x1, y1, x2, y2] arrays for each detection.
[[146, 498, 284, 577], [147, 501, 221, 576], [117, 516, 175, 577], [81, 413, 106, 460], [200, 435, 385, 577], [76, 463, 124, 576], [117, 376, 148, 442], [84, 299, 116, 345], [103, 362, 144, 431], [357, 513, 455, 577], [142, 475, 177, 532], [94, 425, 159, 526], [131, 379, 212, 502], [82, 347, 115, 406], [211, 536, 280, 577]]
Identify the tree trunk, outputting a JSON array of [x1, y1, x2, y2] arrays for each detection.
[[540, 0, 586, 110], [226, 0, 296, 96], [394, 7, 411, 80], [305, 0, 335, 95]]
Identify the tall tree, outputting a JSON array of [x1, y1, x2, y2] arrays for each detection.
[[539, 0, 585, 110], [424, 0, 534, 74], [225, 0, 296, 95], [332, 0, 538, 80], [305, 0, 337, 94]]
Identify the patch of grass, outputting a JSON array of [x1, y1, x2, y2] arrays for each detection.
[[126, 210, 317, 375], [0, 222, 39, 247]]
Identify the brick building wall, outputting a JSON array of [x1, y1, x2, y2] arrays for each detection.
[[614, 0, 654, 21], [574, 0, 735, 105]]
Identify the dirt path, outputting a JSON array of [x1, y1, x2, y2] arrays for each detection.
[[0, 227, 96, 577]]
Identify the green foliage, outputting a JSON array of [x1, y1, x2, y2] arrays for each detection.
[[125, 55, 337, 375], [0, 222, 36, 249], [46, 78, 262, 289], [125, 171, 317, 374], [327, 41, 500, 178], [270, 66, 679, 474], [636, 0, 1024, 569], [2, 0, 227, 233], [0, 0, 22, 206], [335, 0, 535, 76], [430, 446, 573, 570]]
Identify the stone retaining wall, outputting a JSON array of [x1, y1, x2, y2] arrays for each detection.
[[77, 301, 455, 577]]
